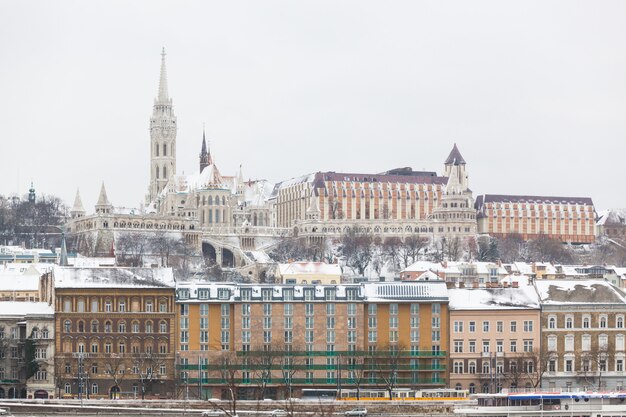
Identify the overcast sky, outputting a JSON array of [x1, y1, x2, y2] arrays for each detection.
[[1, 1, 624, 212]]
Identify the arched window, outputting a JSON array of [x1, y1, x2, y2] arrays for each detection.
[[118, 299, 126, 312], [163, 165, 167, 178], [119, 342, 126, 353], [163, 143, 167, 156], [469, 383, 475, 394], [91, 342, 99, 353], [77, 321, 85, 333], [91, 383, 98, 394], [617, 315, 624, 329], [132, 321, 140, 333], [600, 315, 608, 328], [583, 315, 590, 329], [77, 342, 85, 353], [156, 166, 159, 179], [145, 321, 153, 333], [104, 321, 112, 333], [64, 383, 71, 394], [155, 143, 159, 156], [159, 321, 167, 333], [118, 321, 126, 333], [455, 383, 462, 391], [548, 317, 556, 329], [91, 320, 99, 333], [565, 316, 573, 329]]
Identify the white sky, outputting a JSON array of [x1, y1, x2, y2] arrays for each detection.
[[1, 1, 624, 212]]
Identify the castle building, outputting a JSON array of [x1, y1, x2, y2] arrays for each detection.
[[475, 194, 596, 243], [274, 144, 477, 241], [66, 50, 479, 269]]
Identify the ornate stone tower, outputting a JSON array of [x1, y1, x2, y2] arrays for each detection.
[[148, 48, 177, 202]]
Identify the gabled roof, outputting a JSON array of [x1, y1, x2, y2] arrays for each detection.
[[535, 279, 626, 305]]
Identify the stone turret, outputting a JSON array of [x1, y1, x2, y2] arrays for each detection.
[[95, 182, 113, 215], [70, 189, 86, 219]]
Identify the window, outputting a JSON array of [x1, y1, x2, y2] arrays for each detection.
[[91, 320, 99, 333], [523, 340, 533, 352], [469, 340, 476, 353], [618, 315, 624, 329], [618, 359, 624, 372], [565, 359, 573, 372], [496, 340, 503, 353], [583, 315, 590, 329], [482, 340, 489, 353], [482, 321, 489, 332], [454, 321, 464, 333], [469, 321, 476, 333], [118, 299, 126, 312], [565, 335, 574, 351], [565, 316, 573, 329], [510, 321, 517, 332], [548, 317, 556, 329], [510, 340, 517, 353], [582, 334, 591, 351], [432, 303, 440, 314], [64, 320, 71, 332], [600, 315, 608, 329], [91, 299, 99, 313], [453, 361, 464, 374], [599, 334, 609, 349], [523, 320, 533, 332], [468, 361, 476, 374], [454, 340, 463, 353], [496, 321, 503, 332]]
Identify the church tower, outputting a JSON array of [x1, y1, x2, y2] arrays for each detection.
[[199, 129, 210, 173], [148, 48, 177, 203]]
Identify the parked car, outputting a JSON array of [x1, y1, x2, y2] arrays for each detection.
[[271, 409, 288, 417], [345, 407, 367, 417]]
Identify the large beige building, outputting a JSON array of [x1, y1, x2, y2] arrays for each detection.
[[175, 281, 450, 400], [475, 194, 596, 243]]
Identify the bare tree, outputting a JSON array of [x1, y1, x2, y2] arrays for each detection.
[[345, 355, 367, 400], [104, 354, 130, 396], [527, 234, 574, 263], [580, 340, 615, 389], [399, 236, 429, 268], [497, 233, 525, 263], [209, 351, 243, 417], [382, 237, 403, 272], [132, 352, 167, 399], [445, 236, 464, 261], [340, 227, 374, 276], [116, 232, 150, 266], [372, 344, 407, 399], [249, 346, 277, 400]]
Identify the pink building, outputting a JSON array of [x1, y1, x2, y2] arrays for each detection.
[[448, 283, 541, 393]]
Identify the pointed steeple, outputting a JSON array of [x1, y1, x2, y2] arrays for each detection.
[[59, 231, 69, 266], [444, 143, 466, 165], [236, 164, 244, 195], [199, 129, 209, 172], [95, 182, 112, 214], [70, 189, 86, 219], [157, 47, 169, 103]]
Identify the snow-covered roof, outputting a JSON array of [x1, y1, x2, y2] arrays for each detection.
[[403, 261, 440, 273], [597, 209, 626, 226], [53, 266, 175, 288], [243, 180, 274, 206], [68, 257, 116, 267], [362, 281, 448, 302], [415, 270, 441, 281], [0, 274, 40, 291], [449, 284, 540, 310], [535, 279, 626, 305], [0, 301, 53, 316], [512, 262, 534, 275], [278, 262, 342, 276]]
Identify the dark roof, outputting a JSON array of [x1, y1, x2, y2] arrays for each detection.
[[444, 144, 466, 165], [476, 194, 594, 207], [314, 171, 447, 186], [378, 167, 438, 177]]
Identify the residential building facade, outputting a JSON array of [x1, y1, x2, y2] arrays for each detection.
[[53, 267, 177, 399], [448, 285, 541, 394], [175, 281, 449, 400], [536, 280, 626, 390]]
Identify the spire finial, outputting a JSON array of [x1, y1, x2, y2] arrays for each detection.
[[157, 47, 169, 102]]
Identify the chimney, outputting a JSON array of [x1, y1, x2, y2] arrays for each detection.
[[512, 281, 519, 288]]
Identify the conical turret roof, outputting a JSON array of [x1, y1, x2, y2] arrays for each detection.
[[71, 189, 85, 213], [96, 182, 111, 207], [444, 143, 466, 165]]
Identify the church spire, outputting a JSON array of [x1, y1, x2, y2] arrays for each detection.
[[199, 128, 209, 172], [71, 189, 86, 219], [157, 47, 169, 103], [95, 182, 112, 215]]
